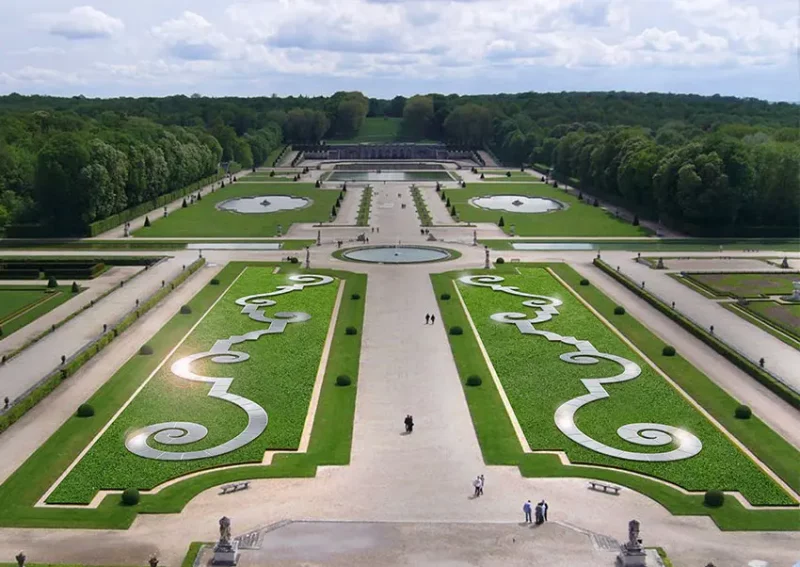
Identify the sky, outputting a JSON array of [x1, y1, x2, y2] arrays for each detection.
[[1, 0, 797, 101]]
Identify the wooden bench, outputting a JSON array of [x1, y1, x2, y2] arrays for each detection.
[[588, 480, 621, 495], [220, 481, 250, 495]]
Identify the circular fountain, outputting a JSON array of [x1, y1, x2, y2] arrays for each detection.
[[469, 195, 565, 213], [340, 246, 453, 264], [217, 195, 311, 214]]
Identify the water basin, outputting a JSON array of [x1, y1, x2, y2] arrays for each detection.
[[470, 195, 564, 213], [217, 195, 310, 214], [341, 246, 451, 264], [326, 171, 453, 182], [511, 243, 597, 251]]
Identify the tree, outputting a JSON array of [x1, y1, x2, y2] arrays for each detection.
[[401, 96, 434, 139], [444, 104, 493, 146]]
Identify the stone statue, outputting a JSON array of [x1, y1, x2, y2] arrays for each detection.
[[473, 230, 478, 246], [780, 257, 789, 269], [305, 247, 311, 269], [219, 516, 232, 546], [317, 230, 321, 246], [484, 246, 490, 269], [616, 519, 646, 566]]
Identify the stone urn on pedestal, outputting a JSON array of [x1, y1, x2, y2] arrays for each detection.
[[212, 516, 240, 565], [616, 520, 647, 567]]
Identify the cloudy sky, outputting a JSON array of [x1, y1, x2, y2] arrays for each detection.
[[1, 0, 797, 101]]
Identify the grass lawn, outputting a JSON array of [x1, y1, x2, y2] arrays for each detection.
[[456, 267, 791, 505], [432, 265, 800, 529], [482, 239, 800, 251], [133, 183, 338, 237], [684, 272, 799, 298], [479, 170, 539, 181], [328, 117, 401, 143], [0, 286, 78, 338], [0, 262, 365, 527], [444, 183, 648, 237], [732, 301, 800, 344]]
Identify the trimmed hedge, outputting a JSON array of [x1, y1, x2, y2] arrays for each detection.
[[593, 258, 800, 410], [580, 279, 590, 286], [0, 258, 206, 435], [662, 345, 676, 356], [735, 405, 752, 419], [496, 257, 505, 264], [210, 278, 220, 285], [351, 293, 361, 300], [704, 490, 725, 507], [335, 375, 352, 387], [345, 326, 358, 335], [466, 375, 482, 386], [450, 326, 464, 335], [121, 488, 140, 506], [440, 293, 451, 300], [76, 404, 95, 418], [613, 306, 626, 315], [139, 344, 154, 355], [180, 305, 193, 315]]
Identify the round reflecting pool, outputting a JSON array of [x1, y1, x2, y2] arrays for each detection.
[[341, 246, 452, 264], [217, 195, 310, 214], [470, 195, 564, 213]]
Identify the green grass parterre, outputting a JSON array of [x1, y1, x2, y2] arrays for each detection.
[[449, 183, 648, 237], [456, 267, 792, 505], [685, 272, 799, 298], [0, 286, 77, 338], [48, 268, 338, 503], [134, 183, 338, 237]]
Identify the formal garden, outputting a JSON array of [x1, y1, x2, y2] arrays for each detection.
[[442, 183, 648, 237], [134, 182, 339, 238], [0, 263, 365, 527], [433, 264, 800, 529], [680, 272, 800, 298], [0, 285, 78, 339]]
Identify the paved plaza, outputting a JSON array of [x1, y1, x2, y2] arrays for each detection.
[[0, 175, 798, 567]]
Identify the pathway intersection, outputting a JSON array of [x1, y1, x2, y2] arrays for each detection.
[[0, 178, 798, 567]]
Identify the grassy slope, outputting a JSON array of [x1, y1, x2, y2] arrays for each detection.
[[457, 267, 791, 505], [134, 183, 338, 237], [432, 266, 800, 530], [49, 269, 338, 503], [0, 263, 365, 528], [446, 183, 647, 237], [0, 286, 78, 338]]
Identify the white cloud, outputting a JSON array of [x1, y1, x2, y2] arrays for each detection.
[[42, 6, 124, 40], [151, 12, 232, 61]]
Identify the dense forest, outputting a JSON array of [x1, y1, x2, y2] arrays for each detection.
[[0, 90, 797, 236]]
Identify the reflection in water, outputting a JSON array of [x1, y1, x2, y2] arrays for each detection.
[[218, 195, 310, 213], [470, 195, 564, 213], [327, 171, 453, 182], [342, 246, 451, 264]]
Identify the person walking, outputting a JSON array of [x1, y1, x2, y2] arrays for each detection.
[[425, 313, 431, 325], [478, 474, 485, 496], [404, 414, 414, 433], [473, 477, 481, 498], [430, 314, 436, 324], [534, 502, 543, 525], [541, 499, 548, 521], [523, 500, 532, 523]]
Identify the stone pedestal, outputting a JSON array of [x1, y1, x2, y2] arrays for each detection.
[[792, 281, 800, 301], [616, 548, 647, 567], [212, 541, 240, 565]]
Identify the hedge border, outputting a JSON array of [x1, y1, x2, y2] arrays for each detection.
[[410, 186, 432, 227], [356, 186, 373, 227], [0, 258, 205, 435], [593, 258, 800, 409]]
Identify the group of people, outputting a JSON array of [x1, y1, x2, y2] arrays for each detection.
[[472, 475, 485, 497], [403, 414, 414, 433], [522, 500, 549, 525], [424, 313, 436, 325]]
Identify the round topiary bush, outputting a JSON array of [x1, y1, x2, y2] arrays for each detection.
[[210, 278, 220, 285], [335, 375, 352, 387], [76, 403, 95, 418], [351, 293, 361, 300], [613, 306, 626, 315], [466, 375, 482, 387], [440, 293, 451, 300], [449, 326, 464, 335], [180, 305, 192, 315], [580, 279, 590, 286], [704, 490, 724, 507], [139, 344, 154, 356], [662, 346, 676, 357], [734, 405, 752, 419], [121, 488, 140, 506], [496, 257, 505, 264], [345, 326, 358, 335]]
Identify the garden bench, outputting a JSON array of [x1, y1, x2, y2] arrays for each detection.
[[220, 481, 250, 495], [510, 258, 521, 263], [588, 480, 621, 495]]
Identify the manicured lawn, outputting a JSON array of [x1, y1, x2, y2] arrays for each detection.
[[433, 265, 800, 529], [445, 183, 648, 237], [685, 272, 799, 298], [0, 262, 365, 527], [329, 117, 401, 143], [49, 268, 338, 503], [0, 286, 78, 338], [133, 182, 338, 237], [739, 301, 800, 341], [482, 239, 800, 251], [479, 170, 539, 181]]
